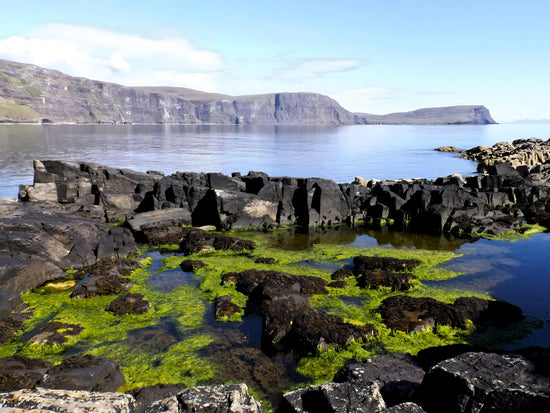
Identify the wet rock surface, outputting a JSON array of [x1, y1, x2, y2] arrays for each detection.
[[0, 289, 30, 345], [179, 259, 206, 272], [377, 295, 524, 333]]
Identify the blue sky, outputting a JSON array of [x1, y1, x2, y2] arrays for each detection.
[[1, 0, 549, 121]]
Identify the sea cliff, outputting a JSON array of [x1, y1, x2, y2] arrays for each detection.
[[0, 59, 495, 125]]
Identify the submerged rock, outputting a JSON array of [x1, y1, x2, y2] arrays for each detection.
[[106, 293, 150, 315]]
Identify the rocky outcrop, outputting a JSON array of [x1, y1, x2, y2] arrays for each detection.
[[19, 157, 550, 239]]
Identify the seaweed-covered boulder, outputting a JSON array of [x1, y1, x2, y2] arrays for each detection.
[[106, 293, 150, 315], [28, 321, 83, 346], [353, 256, 421, 274], [331, 268, 354, 280], [214, 295, 242, 321], [180, 259, 206, 272], [179, 227, 255, 255], [357, 269, 417, 291], [376, 295, 524, 333]]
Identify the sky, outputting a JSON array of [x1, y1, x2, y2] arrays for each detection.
[[1, 0, 549, 122]]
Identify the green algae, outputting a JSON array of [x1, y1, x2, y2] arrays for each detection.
[[0, 226, 537, 402], [474, 223, 547, 242]]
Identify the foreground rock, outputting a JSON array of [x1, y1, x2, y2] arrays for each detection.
[[0, 387, 136, 413], [147, 383, 264, 413], [0, 289, 30, 345], [420, 351, 550, 412]]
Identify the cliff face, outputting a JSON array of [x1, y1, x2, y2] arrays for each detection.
[[0, 59, 495, 125]]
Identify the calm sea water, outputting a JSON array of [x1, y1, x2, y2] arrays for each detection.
[[1, 123, 549, 199], [1, 123, 549, 348]]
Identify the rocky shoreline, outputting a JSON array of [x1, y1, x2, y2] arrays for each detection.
[[1, 138, 550, 412]]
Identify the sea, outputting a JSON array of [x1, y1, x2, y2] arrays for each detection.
[[1, 123, 549, 350]]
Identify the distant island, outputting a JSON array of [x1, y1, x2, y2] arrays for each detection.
[[0, 59, 496, 125]]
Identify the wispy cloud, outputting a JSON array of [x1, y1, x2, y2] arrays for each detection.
[[277, 58, 364, 80], [0, 24, 226, 90]]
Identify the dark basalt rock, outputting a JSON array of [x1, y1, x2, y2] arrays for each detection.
[[41, 354, 125, 392], [280, 380, 387, 413], [334, 353, 426, 406], [357, 269, 417, 291], [128, 383, 187, 413], [327, 280, 348, 288], [377, 295, 524, 333], [180, 259, 206, 272], [106, 293, 150, 315], [214, 295, 242, 321], [353, 256, 422, 274], [419, 351, 550, 413], [179, 227, 256, 255]]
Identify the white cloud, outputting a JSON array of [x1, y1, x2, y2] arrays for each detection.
[[0, 24, 226, 90], [278, 58, 364, 80]]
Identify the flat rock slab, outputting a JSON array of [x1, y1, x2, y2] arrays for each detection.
[[106, 293, 150, 315], [0, 387, 136, 413]]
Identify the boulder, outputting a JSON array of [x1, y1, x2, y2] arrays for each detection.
[[28, 321, 83, 346], [376, 295, 524, 333], [40, 354, 125, 392], [0, 355, 52, 392], [0, 387, 136, 412], [128, 383, 187, 413], [353, 256, 421, 274], [280, 381, 386, 413], [419, 352, 550, 413], [334, 353, 426, 406], [145, 383, 264, 413], [357, 269, 417, 291]]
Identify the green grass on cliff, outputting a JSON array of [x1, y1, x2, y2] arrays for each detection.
[[0, 97, 41, 121]]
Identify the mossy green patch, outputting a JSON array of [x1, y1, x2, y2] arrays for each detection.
[[0, 97, 41, 121]]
